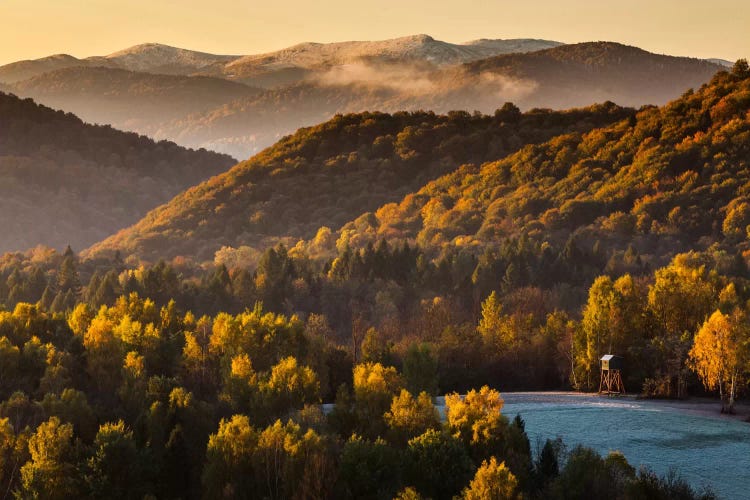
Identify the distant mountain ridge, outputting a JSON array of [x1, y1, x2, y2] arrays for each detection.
[[141, 42, 725, 158], [0, 43, 238, 83], [0, 36, 561, 85], [215, 34, 562, 86], [0, 37, 728, 160]]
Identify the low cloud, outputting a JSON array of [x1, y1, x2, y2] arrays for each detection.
[[312, 60, 538, 105], [313, 62, 439, 95], [477, 72, 539, 102]]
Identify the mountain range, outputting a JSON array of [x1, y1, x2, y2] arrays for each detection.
[[0, 35, 560, 84], [208, 34, 562, 87], [1, 36, 725, 159], [147, 42, 723, 159], [0, 43, 239, 83]]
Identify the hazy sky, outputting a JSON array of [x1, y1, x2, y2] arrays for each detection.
[[1, 0, 748, 65]]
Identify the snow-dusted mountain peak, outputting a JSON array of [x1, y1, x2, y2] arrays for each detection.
[[225, 34, 562, 75], [101, 43, 238, 73]]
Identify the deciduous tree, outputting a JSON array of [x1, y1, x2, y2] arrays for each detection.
[[688, 309, 749, 413], [462, 456, 519, 500]]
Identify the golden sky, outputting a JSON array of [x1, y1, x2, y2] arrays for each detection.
[[1, 0, 748, 65]]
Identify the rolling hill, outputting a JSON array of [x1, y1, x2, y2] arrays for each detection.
[[0, 92, 235, 252], [461, 42, 723, 109]]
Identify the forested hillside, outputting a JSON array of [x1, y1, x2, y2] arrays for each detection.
[[0, 92, 235, 252], [330, 62, 750, 262], [88, 61, 750, 269], [85, 103, 634, 263]]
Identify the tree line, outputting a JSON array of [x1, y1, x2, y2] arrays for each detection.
[[0, 293, 714, 498]]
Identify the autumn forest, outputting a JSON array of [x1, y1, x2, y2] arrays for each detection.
[[0, 19, 748, 499]]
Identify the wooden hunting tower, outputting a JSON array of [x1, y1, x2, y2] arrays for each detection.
[[598, 354, 625, 395]]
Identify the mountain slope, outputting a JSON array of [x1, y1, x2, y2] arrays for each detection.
[[0, 92, 235, 252], [84, 103, 633, 262], [324, 64, 750, 266]]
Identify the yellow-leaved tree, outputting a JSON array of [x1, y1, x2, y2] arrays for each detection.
[[352, 362, 403, 438], [445, 385, 507, 461], [462, 456, 519, 500], [688, 309, 749, 413], [384, 389, 440, 445], [648, 255, 716, 398], [478, 292, 518, 354]]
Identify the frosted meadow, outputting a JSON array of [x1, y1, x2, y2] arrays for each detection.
[[435, 393, 750, 499]]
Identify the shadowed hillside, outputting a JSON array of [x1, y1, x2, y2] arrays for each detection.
[[9, 67, 262, 143], [0, 92, 236, 252]]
